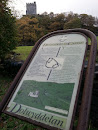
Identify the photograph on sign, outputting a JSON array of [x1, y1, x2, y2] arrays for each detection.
[[5, 33, 87, 129]]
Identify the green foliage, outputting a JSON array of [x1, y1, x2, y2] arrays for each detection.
[[49, 22, 61, 31], [0, 0, 18, 62], [64, 18, 82, 29], [16, 12, 98, 46], [38, 15, 51, 31], [0, 74, 12, 102], [16, 16, 44, 46], [79, 14, 97, 33], [80, 14, 95, 26], [0, 114, 44, 130]]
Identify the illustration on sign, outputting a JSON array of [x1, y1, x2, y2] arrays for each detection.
[[6, 33, 87, 129]]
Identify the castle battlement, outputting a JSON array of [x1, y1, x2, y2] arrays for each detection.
[[26, 2, 36, 5]]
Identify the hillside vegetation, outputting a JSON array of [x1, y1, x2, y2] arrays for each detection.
[[16, 13, 98, 46]]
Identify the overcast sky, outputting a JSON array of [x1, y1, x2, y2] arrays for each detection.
[[10, 0, 98, 17]]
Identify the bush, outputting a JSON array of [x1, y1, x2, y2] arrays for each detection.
[[0, 0, 18, 62]]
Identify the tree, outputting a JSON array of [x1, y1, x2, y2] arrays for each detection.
[[0, 0, 18, 62], [37, 14, 51, 33], [16, 16, 44, 45], [49, 14, 66, 31], [49, 22, 62, 31], [64, 18, 82, 29], [79, 14, 95, 26], [65, 11, 74, 22], [54, 14, 66, 30], [49, 12, 54, 18], [79, 14, 96, 33]]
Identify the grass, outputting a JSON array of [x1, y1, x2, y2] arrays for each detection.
[[86, 36, 98, 62], [0, 113, 45, 130], [97, 36, 98, 43], [88, 36, 98, 44], [13, 46, 33, 61]]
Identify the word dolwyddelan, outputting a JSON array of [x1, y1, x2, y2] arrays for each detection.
[[9, 103, 65, 128]]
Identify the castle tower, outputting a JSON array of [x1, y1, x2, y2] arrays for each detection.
[[26, 2, 37, 15]]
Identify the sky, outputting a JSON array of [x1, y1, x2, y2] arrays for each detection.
[[9, 0, 98, 18]]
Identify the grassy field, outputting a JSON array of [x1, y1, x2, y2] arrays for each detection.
[[13, 46, 33, 61]]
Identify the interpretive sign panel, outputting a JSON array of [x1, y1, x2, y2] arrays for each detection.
[[3, 32, 88, 129]]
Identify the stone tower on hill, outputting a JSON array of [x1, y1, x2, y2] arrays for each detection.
[[26, 2, 37, 15]]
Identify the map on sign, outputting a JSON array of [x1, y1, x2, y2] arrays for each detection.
[[6, 33, 87, 130]]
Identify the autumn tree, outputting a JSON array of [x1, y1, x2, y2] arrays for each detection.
[[16, 12, 98, 46], [49, 14, 66, 31], [0, 0, 18, 62], [17, 16, 44, 45]]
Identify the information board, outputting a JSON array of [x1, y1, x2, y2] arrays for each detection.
[[5, 33, 87, 129]]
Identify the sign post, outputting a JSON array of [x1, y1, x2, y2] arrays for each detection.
[[0, 29, 97, 130]]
